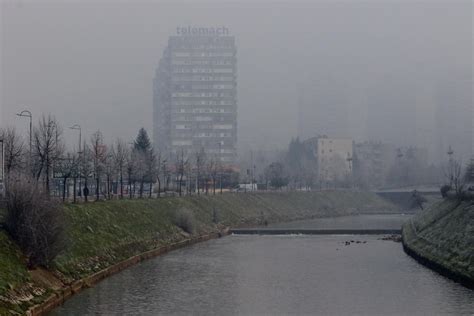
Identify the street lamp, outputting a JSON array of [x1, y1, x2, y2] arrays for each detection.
[[447, 145, 454, 161], [16, 110, 32, 167], [69, 124, 82, 152]]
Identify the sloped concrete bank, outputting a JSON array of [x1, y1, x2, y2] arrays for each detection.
[[402, 199, 474, 289], [26, 230, 229, 316]]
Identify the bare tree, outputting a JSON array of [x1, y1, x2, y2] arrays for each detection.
[[443, 156, 466, 197], [194, 148, 206, 195], [133, 151, 147, 198], [156, 152, 163, 198], [111, 138, 129, 199], [453, 161, 464, 196], [126, 149, 137, 199], [5, 178, 65, 267], [55, 153, 79, 202], [162, 156, 170, 193], [104, 153, 114, 199], [207, 156, 219, 195], [32, 115, 63, 193], [176, 149, 188, 196], [80, 142, 93, 202], [69, 153, 80, 203], [185, 156, 193, 196], [0, 127, 25, 186], [90, 130, 106, 201], [145, 149, 157, 198]]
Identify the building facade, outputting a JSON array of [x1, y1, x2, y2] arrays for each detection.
[[153, 27, 237, 163], [304, 136, 353, 183], [353, 141, 396, 189]]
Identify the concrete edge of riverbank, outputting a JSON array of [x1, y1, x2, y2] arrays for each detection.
[[25, 228, 231, 316], [231, 228, 402, 235], [401, 223, 474, 290]]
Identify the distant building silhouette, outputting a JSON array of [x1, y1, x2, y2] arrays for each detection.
[[153, 27, 237, 163]]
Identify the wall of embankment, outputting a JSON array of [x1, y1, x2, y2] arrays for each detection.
[[0, 190, 400, 315], [402, 199, 474, 289]]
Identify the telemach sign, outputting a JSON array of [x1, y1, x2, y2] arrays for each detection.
[[176, 26, 230, 36]]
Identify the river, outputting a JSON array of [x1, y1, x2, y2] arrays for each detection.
[[50, 214, 474, 315]]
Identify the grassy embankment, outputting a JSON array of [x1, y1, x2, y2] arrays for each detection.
[[0, 191, 399, 314], [402, 198, 474, 287]]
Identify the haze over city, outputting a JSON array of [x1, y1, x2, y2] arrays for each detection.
[[1, 1, 474, 315], [1, 0, 472, 163]]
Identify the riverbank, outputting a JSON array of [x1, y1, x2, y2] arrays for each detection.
[[0, 190, 400, 315], [402, 199, 474, 289]]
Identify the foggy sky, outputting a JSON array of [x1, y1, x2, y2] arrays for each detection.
[[1, 0, 472, 161]]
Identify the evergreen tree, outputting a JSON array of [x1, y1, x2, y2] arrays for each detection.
[[134, 128, 151, 153], [264, 162, 289, 189]]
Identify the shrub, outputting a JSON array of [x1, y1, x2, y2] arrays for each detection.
[[4, 180, 65, 268], [440, 185, 451, 198], [411, 190, 427, 210], [172, 208, 196, 234]]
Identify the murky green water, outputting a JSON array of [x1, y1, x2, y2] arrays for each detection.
[[50, 215, 473, 315]]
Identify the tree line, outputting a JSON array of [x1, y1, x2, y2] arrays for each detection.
[[1, 114, 239, 202]]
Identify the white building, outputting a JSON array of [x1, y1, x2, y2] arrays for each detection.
[[305, 136, 353, 183]]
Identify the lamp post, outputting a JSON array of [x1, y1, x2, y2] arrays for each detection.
[[69, 124, 82, 152], [16, 110, 32, 169], [70, 124, 82, 197]]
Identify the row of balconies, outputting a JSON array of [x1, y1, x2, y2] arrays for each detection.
[[169, 45, 236, 51], [173, 107, 235, 114], [171, 75, 235, 82], [171, 59, 235, 66], [172, 68, 235, 74], [172, 51, 235, 57], [171, 99, 235, 106], [172, 114, 234, 121], [172, 84, 236, 90], [173, 123, 234, 130], [171, 92, 235, 98]]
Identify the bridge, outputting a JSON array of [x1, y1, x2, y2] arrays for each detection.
[[230, 228, 402, 235], [373, 186, 440, 210]]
